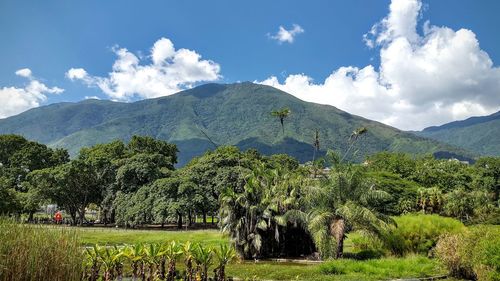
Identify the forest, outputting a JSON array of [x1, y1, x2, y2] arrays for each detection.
[[0, 133, 499, 280]]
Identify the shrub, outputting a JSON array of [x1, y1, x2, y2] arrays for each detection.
[[382, 214, 464, 256], [435, 225, 500, 281], [347, 231, 386, 259], [0, 218, 83, 281]]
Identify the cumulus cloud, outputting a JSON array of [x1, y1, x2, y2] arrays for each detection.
[[66, 68, 89, 81], [0, 69, 64, 118], [67, 37, 221, 101], [269, 24, 304, 44], [259, 0, 500, 130], [15, 68, 32, 78]]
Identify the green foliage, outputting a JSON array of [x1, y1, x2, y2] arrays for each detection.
[[382, 214, 464, 256], [0, 218, 83, 281], [347, 232, 385, 259], [366, 171, 421, 215], [318, 256, 445, 280], [435, 225, 500, 281], [306, 164, 394, 259], [0, 135, 68, 215]]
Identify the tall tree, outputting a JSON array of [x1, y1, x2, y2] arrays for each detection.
[[271, 108, 291, 135], [306, 161, 394, 259], [30, 159, 103, 225]]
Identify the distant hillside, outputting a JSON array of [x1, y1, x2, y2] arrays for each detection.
[[416, 111, 500, 156], [0, 82, 473, 165]]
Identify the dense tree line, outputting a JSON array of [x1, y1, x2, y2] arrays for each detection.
[[0, 134, 498, 260]]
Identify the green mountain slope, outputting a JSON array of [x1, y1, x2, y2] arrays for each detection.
[[0, 82, 473, 165], [416, 111, 500, 156]]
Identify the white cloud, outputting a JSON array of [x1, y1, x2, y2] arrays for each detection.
[[258, 0, 500, 130], [269, 24, 304, 44], [0, 69, 64, 118], [15, 68, 32, 78], [67, 37, 221, 101], [66, 68, 89, 81]]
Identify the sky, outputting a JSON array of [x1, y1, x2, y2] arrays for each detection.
[[1, 0, 499, 130]]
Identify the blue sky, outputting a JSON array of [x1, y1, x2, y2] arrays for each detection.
[[1, 0, 499, 130]]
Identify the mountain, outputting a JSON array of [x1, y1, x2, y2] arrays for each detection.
[[416, 111, 500, 156], [0, 82, 474, 166]]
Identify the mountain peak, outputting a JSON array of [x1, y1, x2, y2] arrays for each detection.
[[0, 83, 475, 165]]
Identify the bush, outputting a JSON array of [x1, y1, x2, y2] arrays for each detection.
[[382, 214, 464, 256], [347, 231, 386, 259], [0, 218, 83, 281], [435, 225, 500, 281]]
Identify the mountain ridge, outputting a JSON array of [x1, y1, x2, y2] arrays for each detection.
[[0, 82, 475, 165], [416, 110, 500, 156]]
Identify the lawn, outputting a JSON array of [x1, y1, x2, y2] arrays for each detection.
[[75, 226, 226, 246]]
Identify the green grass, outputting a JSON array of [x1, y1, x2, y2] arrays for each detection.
[[34, 226, 451, 280], [73, 227, 226, 246], [226, 256, 447, 281]]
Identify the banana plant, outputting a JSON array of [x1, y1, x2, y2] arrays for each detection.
[[99, 246, 124, 281], [192, 243, 214, 281], [84, 245, 102, 281], [214, 244, 236, 281], [182, 242, 195, 281], [163, 241, 183, 281], [124, 243, 145, 281], [143, 243, 165, 281]]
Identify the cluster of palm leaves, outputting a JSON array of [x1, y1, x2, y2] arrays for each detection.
[[83, 242, 236, 281], [220, 164, 314, 259]]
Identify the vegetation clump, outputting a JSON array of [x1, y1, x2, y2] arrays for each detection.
[[0, 218, 83, 281], [435, 225, 500, 281]]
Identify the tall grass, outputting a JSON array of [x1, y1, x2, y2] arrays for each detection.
[[0, 218, 83, 281], [435, 225, 500, 281], [317, 255, 446, 280], [382, 214, 464, 255]]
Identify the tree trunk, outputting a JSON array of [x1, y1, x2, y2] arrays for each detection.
[[78, 208, 86, 226], [177, 212, 183, 229], [28, 211, 34, 222], [330, 218, 346, 259], [202, 211, 207, 226], [188, 211, 193, 227], [70, 211, 77, 226], [211, 213, 215, 225]]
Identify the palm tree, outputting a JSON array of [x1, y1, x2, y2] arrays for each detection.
[[214, 244, 236, 281], [417, 187, 443, 214], [340, 127, 367, 162], [306, 164, 394, 259], [192, 243, 213, 281], [271, 108, 291, 135], [220, 164, 310, 259], [312, 129, 320, 162]]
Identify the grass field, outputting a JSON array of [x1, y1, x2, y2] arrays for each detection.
[[64, 226, 449, 280], [75, 226, 226, 246], [226, 256, 447, 281]]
